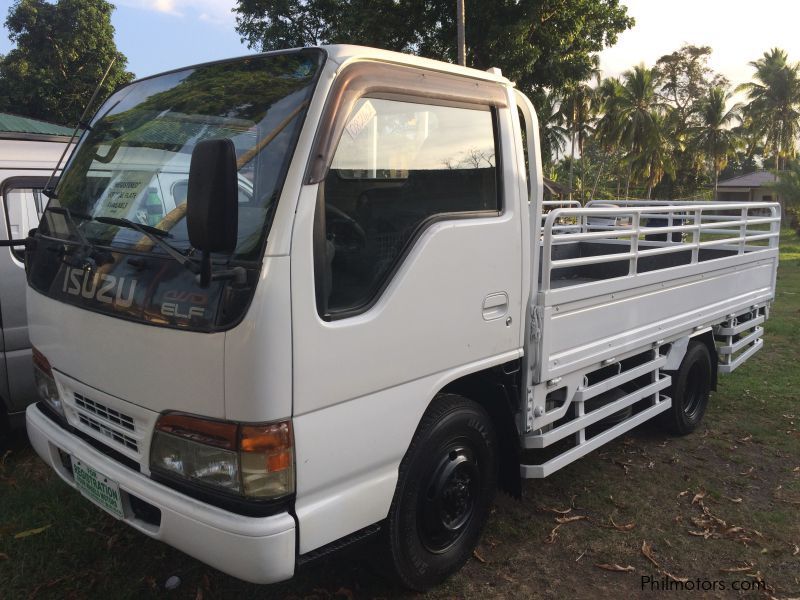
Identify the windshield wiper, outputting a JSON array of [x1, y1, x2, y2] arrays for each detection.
[[45, 206, 111, 268], [95, 216, 200, 274]]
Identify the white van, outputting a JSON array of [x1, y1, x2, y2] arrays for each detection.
[[0, 119, 73, 432]]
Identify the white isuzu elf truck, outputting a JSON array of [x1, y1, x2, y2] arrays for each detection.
[[17, 46, 780, 590]]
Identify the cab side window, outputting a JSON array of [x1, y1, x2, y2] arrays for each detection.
[[4, 182, 46, 260], [318, 98, 499, 316]]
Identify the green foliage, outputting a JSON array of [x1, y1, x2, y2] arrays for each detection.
[[770, 160, 800, 209], [0, 0, 133, 125], [233, 0, 633, 93], [737, 48, 800, 170]]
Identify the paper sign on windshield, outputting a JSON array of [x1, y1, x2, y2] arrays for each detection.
[[345, 100, 377, 140], [96, 171, 153, 219]]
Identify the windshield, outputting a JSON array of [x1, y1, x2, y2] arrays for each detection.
[[40, 50, 323, 262]]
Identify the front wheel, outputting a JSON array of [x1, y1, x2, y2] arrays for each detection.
[[385, 394, 497, 591], [661, 341, 713, 435]]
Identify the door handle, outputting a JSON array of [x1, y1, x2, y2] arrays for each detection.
[[482, 292, 509, 321]]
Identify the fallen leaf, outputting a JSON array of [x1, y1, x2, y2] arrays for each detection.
[[472, 549, 486, 564], [724, 496, 743, 504], [793, 466, 800, 473], [792, 544, 799, 556], [737, 434, 752, 443], [610, 517, 636, 531], [677, 490, 689, 498], [545, 524, 561, 544], [688, 529, 713, 539], [641, 541, 660, 568], [692, 490, 707, 505], [540, 505, 572, 515], [663, 571, 689, 583], [740, 466, 755, 476], [720, 564, 753, 573], [595, 563, 635, 573], [575, 550, 586, 562], [556, 515, 587, 524], [14, 525, 50, 539]]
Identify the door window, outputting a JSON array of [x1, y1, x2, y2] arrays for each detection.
[[317, 98, 500, 316]]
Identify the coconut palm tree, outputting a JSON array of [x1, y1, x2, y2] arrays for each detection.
[[737, 48, 800, 170], [560, 82, 595, 199], [615, 64, 666, 197], [589, 76, 625, 198], [691, 87, 742, 194], [531, 89, 568, 167], [631, 111, 677, 198]]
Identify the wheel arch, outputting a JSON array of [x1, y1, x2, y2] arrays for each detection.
[[691, 330, 718, 391], [437, 360, 522, 498]]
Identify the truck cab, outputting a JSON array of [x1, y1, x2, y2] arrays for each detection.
[[23, 46, 780, 590]]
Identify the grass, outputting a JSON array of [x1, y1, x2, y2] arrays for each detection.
[[1, 231, 799, 599]]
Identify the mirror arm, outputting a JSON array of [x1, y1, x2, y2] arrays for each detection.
[[195, 250, 246, 288]]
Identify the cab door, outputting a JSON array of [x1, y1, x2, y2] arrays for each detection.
[[0, 176, 47, 412], [289, 63, 524, 554]]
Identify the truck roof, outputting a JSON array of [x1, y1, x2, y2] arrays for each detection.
[[320, 44, 512, 85], [129, 44, 512, 88]]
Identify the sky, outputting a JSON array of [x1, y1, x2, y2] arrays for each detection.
[[0, 0, 799, 86]]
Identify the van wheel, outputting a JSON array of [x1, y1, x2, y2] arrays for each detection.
[[0, 402, 9, 447], [662, 341, 713, 435], [385, 394, 497, 591]]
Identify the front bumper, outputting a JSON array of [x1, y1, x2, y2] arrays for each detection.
[[26, 403, 297, 584]]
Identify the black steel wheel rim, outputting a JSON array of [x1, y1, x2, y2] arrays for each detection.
[[683, 361, 706, 419], [418, 442, 480, 554]]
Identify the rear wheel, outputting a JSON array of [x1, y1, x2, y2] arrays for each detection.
[[385, 394, 497, 591], [661, 341, 713, 435]]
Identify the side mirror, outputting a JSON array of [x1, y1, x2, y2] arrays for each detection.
[[187, 139, 239, 286], [187, 138, 239, 252]]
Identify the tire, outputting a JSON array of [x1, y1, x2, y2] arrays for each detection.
[[385, 394, 498, 591], [661, 341, 713, 435], [0, 401, 9, 449]]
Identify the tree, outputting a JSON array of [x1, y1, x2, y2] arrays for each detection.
[[615, 64, 665, 197], [0, 0, 133, 125], [560, 82, 595, 199], [653, 44, 727, 199], [234, 0, 633, 94], [631, 111, 676, 198], [690, 87, 742, 194], [738, 48, 800, 171], [770, 160, 800, 210], [530, 89, 568, 167]]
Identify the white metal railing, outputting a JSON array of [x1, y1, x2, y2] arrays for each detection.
[[541, 200, 582, 233], [540, 201, 781, 292]]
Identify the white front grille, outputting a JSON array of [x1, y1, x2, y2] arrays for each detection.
[[76, 412, 140, 452], [74, 393, 136, 431]]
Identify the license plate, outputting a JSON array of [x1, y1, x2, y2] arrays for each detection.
[[71, 458, 124, 519]]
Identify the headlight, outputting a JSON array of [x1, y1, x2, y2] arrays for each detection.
[[32, 347, 63, 416], [150, 413, 294, 500]]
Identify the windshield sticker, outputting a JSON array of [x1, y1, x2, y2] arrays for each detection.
[[345, 100, 377, 140], [95, 171, 154, 220]]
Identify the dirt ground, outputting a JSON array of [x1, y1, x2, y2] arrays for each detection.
[[1, 233, 798, 599]]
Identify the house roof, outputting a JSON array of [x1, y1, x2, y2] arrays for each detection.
[[716, 170, 777, 189], [0, 112, 73, 138], [543, 177, 570, 196]]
